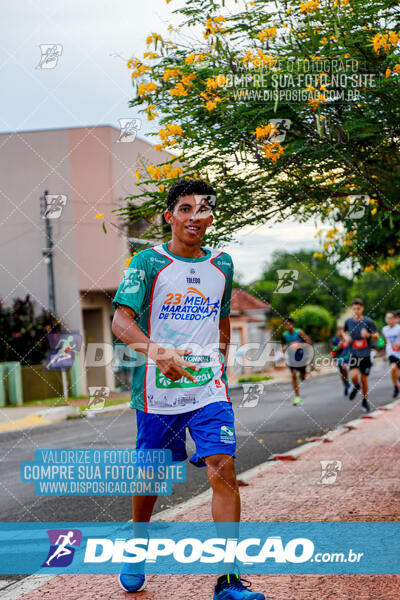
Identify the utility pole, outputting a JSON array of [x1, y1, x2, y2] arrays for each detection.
[[40, 190, 56, 316]]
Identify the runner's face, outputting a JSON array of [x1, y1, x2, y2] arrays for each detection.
[[165, 195, 213, 245], [351, 304, 363, 319], [386, 313, 395, 326], [284, 321, 294, 332]]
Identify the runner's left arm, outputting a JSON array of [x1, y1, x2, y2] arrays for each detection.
[[363, 318, 379, 340], [218, 252, 233, 363], [219, 316, 231, 361], [298, 329, 312, 345]]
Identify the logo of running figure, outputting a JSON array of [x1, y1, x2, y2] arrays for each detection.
[[318, 460, 342, 485], [120, 268, 145, 294], [347, 195, 369, 220], [42, 529, 82, 567], [274, 270, 299, 294], [86, 386, 110, 412], [42, 195, 67, 219], [36, 45, 63, 69], [44, 333, 82, 371], [239, 383, 264, 408], [267, 119, 292, 144], [116, 118, 142, 142]]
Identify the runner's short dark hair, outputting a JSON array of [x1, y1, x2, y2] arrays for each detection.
[[284, 317, 295, 325], [351, 298, 364, 306], [166, 179, 217, 212]]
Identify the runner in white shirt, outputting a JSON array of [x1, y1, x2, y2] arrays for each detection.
[[382, 311, 400, 398]]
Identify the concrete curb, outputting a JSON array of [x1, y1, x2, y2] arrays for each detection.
[[0, 575, 55, 600], [35, 406, 80, 422]]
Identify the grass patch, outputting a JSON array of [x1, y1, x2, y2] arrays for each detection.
[[23, 396, 129, 409], [237, 374, 273, 383], [78, 397, 129, 412]]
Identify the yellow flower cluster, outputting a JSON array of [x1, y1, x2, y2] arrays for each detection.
[[258, 27, 277, 42], [255, 123, 277, 139], [147, 164, 184, 180], [127, 59, 150, 79], [201, 77, 225, 111], [325, 228, 338, 240], [146, 32, 162, 45], [204, 16, 227, 39], [200, 90, 222, 111], [386, 64, 400, 77], [364, 265, 374, 272], [206, 98, 222, 111], [164, 70, 196, 97], [373, 31, 399, 55], [137, 82, 158, 96], [300, 0, 319, 14], [163, 68, 183, 81], [143, 52, 159, 60], [263, 142, 284, 162], [381, 261, 394, 272], [170, 74, 196, 97], [313, 252, 324, 259], [185, 53, 209, 65], [333, 0, 349, 6], [182, 73, 196, 86], [242, 49, 274, 68], [308, 93, 326, 111], [157, 123, 184, 148], [145, 104, 159, 121], [206, 75, 227, 90], [170, 83, 188, 97]]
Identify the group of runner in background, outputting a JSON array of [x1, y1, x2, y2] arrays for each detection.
[[283, 299, 400, 413]]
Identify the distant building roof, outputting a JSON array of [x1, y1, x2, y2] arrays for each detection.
[[230, 288, 270, 313]]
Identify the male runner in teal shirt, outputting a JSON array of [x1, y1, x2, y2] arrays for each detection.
[[112, 179, 264, 599]]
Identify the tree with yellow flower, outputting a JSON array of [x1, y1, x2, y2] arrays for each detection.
[[116, 0, 400, 272]]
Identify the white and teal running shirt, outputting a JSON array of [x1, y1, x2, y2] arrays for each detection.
[[112, 242, 233, 414]]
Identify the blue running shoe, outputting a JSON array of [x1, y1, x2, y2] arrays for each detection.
[[213, 574, 265, 600], [118, 565, 147, 593]]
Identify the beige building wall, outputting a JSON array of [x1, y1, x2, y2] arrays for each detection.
[[0, 129, 83, 335], [0, 125, 173, 395]]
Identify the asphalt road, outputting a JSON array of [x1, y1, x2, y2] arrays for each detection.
[[0, 361, 394, 526]]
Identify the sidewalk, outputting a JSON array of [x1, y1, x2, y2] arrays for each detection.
[[14, 402, 400, 599], [0, 399, 130, 434]]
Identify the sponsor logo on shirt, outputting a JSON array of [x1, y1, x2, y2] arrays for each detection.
[[155, 367, 214, 389], [217, 260, 231, 267], [186, 277, 201, 284]]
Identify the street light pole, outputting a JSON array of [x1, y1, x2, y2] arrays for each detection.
[[41, 190, 56, 316]]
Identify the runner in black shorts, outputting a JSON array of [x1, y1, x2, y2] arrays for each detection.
[[331, 326, 350, 396], [283, 317, 312, 406], [344, 299, 379, 412]]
